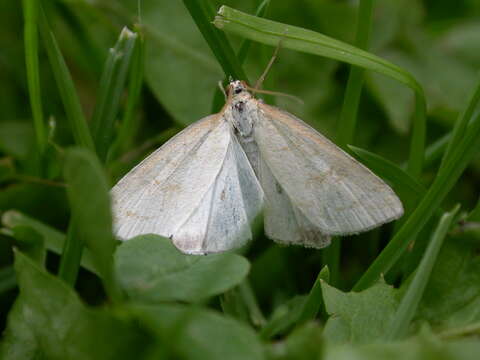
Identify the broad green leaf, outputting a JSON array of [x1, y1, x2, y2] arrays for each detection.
[[416, 238, 480, 331], [115, 235, 250, 302], [0, 251, 149, 360], [132, 303, 264, 360], [322, 280, 400, 344]]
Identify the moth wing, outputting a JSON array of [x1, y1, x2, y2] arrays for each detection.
[[259, 156, 331, 248], [255, 103, 403, 236], [111, 115, 263, 254]]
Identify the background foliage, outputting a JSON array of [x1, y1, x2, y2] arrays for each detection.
[[1, 0, 480, 359]]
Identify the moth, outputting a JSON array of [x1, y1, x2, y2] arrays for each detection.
[[111, 80, 403, 254]]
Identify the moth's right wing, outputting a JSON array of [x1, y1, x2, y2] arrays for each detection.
[[111, 115, 263, 254], [255, 103, 403, 236]]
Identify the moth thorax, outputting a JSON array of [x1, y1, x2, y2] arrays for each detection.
[[231, 99, 256, 138]]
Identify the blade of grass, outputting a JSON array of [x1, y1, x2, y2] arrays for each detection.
[[325, 0, 375, 286], [22, 0, 47, 158], [296, 266, 330, 326], [2, 210, 98, 275], [214, 5, 427, 178], [60, 148, 121, 302], [91, 27, 137, 163], [109, 26, 145, 160], [438, 79, 480, 174], [385, 205, 460, 340], [354, 80, 480, 291], [182, 0, 248, 82], [38, 5, 95, 152]]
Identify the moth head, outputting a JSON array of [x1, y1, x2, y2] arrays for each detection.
[[227, 80, 250, 98]]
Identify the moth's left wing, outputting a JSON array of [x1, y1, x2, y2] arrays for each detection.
[[255, 103, 403, 236], [111, 116, 263, 254]]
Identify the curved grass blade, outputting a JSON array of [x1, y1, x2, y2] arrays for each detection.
[[385, 205, 460, 340], [38, 5, 95, 152], [91, 27, 138, 163], [214, 5, 427, 178]]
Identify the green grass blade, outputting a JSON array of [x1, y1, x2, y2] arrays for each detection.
[[2, 210, 98, 275], [438, 78, 480, 175], [183, 0, 248, 82], [385, 205, 460, 340], [22, 0, 46, 157], [92, 27, 138, 163], [214, 5, 426, 178], [336, 0, 374, 149], [109, 26, 145, 160], [38, 5, 95, 152], [61, 148, 121, 301], [354, 82, 480, 291], [296, 266, 330, 325]]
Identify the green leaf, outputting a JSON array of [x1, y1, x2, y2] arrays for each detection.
[[132, 303, 264, 360], [416, 236, 480, 332], [322, 279, 400, 344], [115, 235, 250, 302], [61, 148, 120, 300], [0, 250, 149, 360]]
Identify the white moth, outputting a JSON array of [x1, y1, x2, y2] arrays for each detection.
[[111, 80, 403, 254]]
